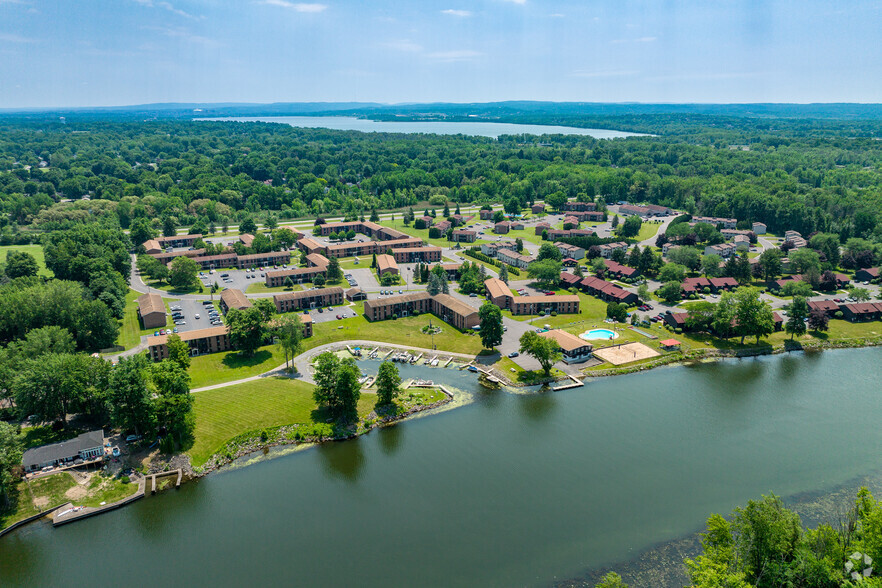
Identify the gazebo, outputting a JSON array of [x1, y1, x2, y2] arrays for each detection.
[[660, 338, 681, 350]]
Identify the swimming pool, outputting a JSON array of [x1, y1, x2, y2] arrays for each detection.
[[579, 328, 619, 341]]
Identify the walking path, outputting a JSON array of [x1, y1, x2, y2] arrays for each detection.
[[190, 340, 496, 393]]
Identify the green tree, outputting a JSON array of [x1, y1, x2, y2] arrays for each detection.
[[788, 248, 822, 275], [169, 256, 199, 290], [594, 572, 629, 588], [314, 273, 326, 287], [667, 246, 702, 271], [619, 215, 642, 238], [0, 422, 23, 507], [375, 361, 401, 406], [758, 249, 783, 281], [370, 208, 380, 222], [109, 355, 155, 436], [226, 307, 265, 356], [527, 259, 561, 287], [130, 217, 157, 246], [659, 262, 687, 283], [808, 307, 829, 332], [150, 361, 194, 448], [701, 254, 725, 278], [165, 333, 191, 370], [518, 331, 562, 377], [538, 242, 563, 262], [734, 287, 775, 344], [478, 302, 504, 349], [275, 313, 305, 372], [785, 296, 808, 340], [239, 216, 257, 234], [637, 283, 650, 302], [4, 250, 39, 279], [498, 263, 509, 284], [849, 286, 871, 302], [272, 227, 297, 249], [809, 232, 841, 267], [606, 302, 628, 322], [657, 281, 683, 304], [312, 352, 361, 421], [686, 301, 716, 332], [515, 238, 524, 253], [326, 255, 342, 282]]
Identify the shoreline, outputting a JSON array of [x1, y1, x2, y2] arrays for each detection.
[[185, 336, 882, 477]]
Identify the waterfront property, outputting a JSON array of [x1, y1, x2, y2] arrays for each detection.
[[136, 292, 167, 329], [539, 329, 593, 363], [840, 302, 882, 322], [22, 430, 105, 473], [510, 295, 580, 316], [807, 299, 839, 317], [484, 277, 513, 310], [147, 326, 231, 360], [219, 288, 252, 314], [362, 292, 479, 330], [273, 287, 345, 313]]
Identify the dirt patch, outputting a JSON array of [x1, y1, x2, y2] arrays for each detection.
[[64, 484, 89, 501], [32, 496, 50, 509]]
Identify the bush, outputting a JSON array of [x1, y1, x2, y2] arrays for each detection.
[[120, 475, 130, 484], [551, 311, 558, 316], [675, 328, 683, 334], [835, 311, 844, 319], [392, 313, 398, 319]]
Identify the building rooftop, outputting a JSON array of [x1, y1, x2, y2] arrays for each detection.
[[484, 277, 512, 300], [136, 293, 165, 316], [220, 288, 252, 311], [22, 430, 105, 469], [539, 329, 591, 352]]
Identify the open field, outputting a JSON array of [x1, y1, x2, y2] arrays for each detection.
[[189, 345, 289, 388], [634, 221, 662, 242], [0, 244, 52, 277], [245, 281, 304, 294], [189, 377, 386, 466]]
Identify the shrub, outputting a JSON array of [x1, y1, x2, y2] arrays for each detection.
[[835, 311, 844, 319], [551, 311, 558, 316], [120, 475, 130, 484], [675, 328, 683, 334]]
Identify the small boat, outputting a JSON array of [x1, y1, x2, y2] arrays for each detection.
[[467, 365, 479, 373], [431, 358, 439, 366]]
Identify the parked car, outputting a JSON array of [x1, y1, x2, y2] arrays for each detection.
[[508, 352, 519, 358], [112, 447, 121, 457], [126, 434, 142, 443]]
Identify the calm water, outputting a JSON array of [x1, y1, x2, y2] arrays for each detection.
[[2, 349, 881, 587], [197, 116, 645, 139]]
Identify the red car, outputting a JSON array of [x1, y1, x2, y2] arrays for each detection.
[[336, 314, 342, 320]]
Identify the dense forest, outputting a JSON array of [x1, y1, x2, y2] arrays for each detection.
[[0, 114, 881, 248]]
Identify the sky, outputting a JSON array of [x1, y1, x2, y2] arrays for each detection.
[[1, 0, 881, 108]]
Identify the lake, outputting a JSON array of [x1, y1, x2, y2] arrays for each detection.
[[2, 349, 880, 587], [196, 116, 645, 139]]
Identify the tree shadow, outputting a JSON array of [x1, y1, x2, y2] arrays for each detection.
[[221, 349, 272, 369], [377, 423, 403, 456]]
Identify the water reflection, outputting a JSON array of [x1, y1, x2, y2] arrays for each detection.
[[377, 423, 403, 457], [318, 438, 366, 482], [519, 390, 557, 424]]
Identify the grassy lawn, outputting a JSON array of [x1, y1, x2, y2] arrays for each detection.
[[142, 279, 205, 295], [0, 244, 52, 277], [633, 222, 662, 242], [189, 345, 289, 388], [307, 309, 486, 356], [117, 289, 171, 349], [79, 474, 139, 508], [245, 281, 304, 294], [189, 377, 374, 466]]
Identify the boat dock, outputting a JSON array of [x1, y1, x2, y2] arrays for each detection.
[[552, 373, 584, 391]]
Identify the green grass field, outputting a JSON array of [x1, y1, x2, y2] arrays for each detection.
[[0, 244, 52, 277], [633, 222, 662, 242], [188, 345, 290, 388], [189, 377, 376, 466], [245, 281, 305, 294]]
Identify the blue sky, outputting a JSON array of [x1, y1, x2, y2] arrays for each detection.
[[1, 0, 880, 108]]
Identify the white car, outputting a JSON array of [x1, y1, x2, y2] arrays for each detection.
[[195, 314, 201, 319]]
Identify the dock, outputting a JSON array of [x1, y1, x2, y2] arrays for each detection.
[[552, 373, 584, 391]]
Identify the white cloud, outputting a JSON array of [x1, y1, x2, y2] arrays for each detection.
[[426, 49, 482, 62], [571, 69, 639, 78], [383, 39, 423, 52], [441, 9, 471, 17], [131, 0, 199, 19], [259, 0, 327, 12], [0, 32, 35, 43]]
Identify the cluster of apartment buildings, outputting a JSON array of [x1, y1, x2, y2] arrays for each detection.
[[480, 242, 537, 269], [483, 277, 581, 315], [265, 253, 331, 287], [363, 292, 479, 330]]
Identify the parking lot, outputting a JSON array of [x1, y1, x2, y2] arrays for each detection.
[[198, 266, 280, 291], [168, 298, 223, 333]]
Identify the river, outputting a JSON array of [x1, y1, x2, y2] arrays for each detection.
[[2, 348, 881, 587], [195, 116, 645, 139]]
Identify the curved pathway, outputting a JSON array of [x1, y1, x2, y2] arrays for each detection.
[[190, 340, 495, 393]]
